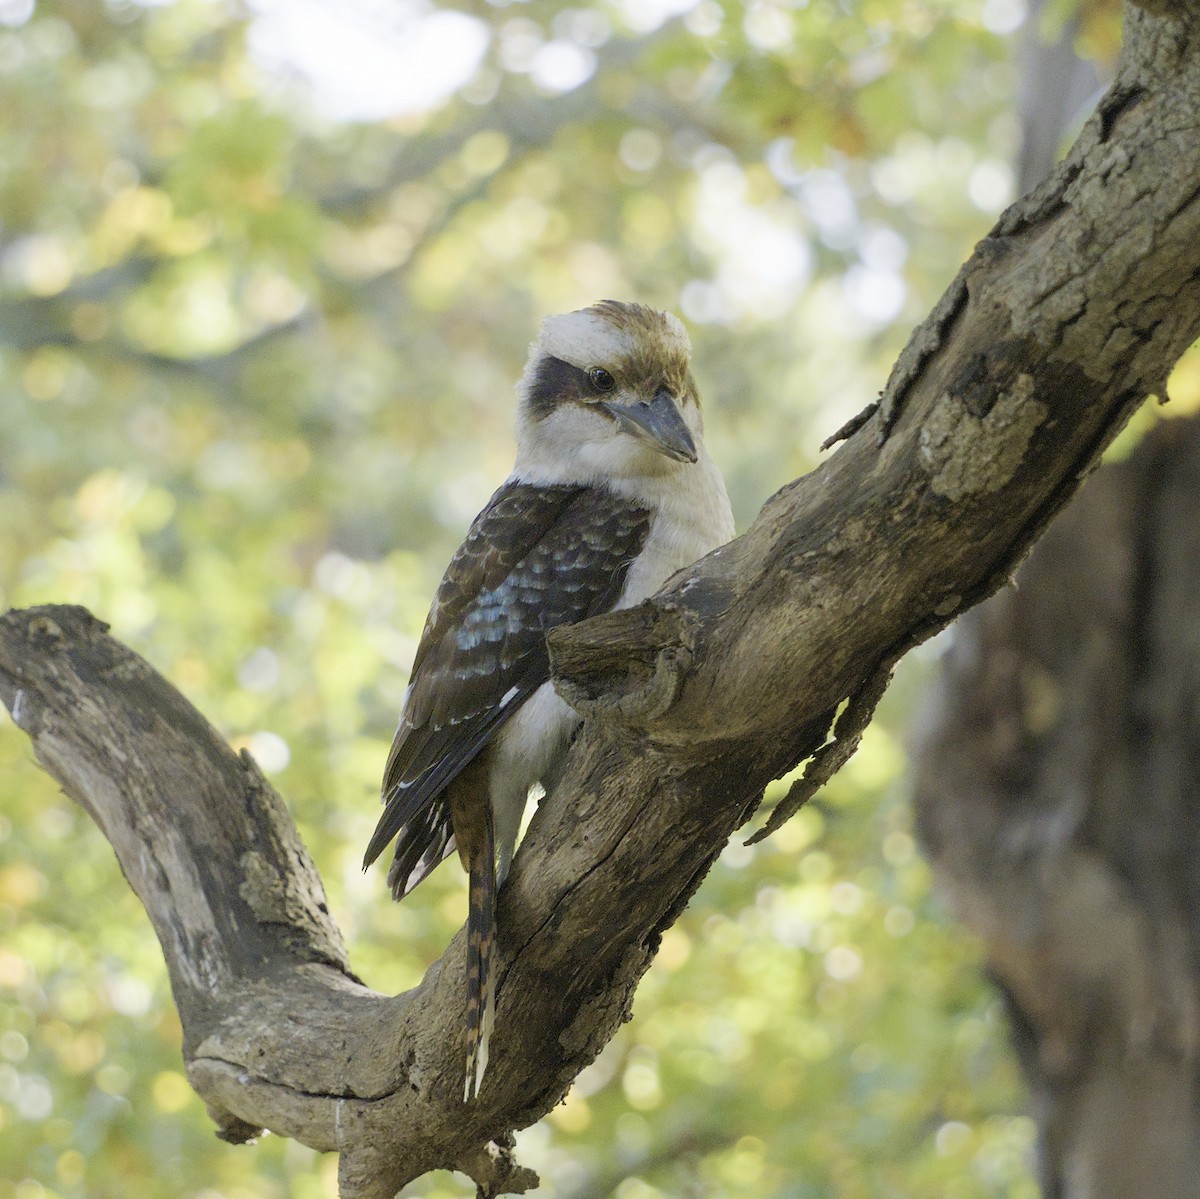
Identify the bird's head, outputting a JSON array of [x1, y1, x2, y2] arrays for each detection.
[[515, 301, 704, 482]]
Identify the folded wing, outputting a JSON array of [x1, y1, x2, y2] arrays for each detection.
[[365, 480, 652, 897]]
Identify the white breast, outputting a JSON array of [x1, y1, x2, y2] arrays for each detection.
[[612, 447, 735, 608]]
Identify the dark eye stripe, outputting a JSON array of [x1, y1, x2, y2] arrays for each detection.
[[527, 355, 592, 420]]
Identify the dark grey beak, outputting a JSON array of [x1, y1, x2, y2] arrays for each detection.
[[604, 389, 698, 463]]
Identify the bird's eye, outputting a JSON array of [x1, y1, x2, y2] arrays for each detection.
[[589, 368, 616, 393]]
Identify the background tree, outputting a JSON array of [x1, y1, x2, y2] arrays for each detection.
[[1, 1, 1196, 1197], [913, 415, 1200, 1199]]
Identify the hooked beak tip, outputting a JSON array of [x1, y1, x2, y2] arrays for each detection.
[[607, 391, 698, 464]]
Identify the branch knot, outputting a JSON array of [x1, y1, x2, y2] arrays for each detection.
[[547, 601, 695, 732]]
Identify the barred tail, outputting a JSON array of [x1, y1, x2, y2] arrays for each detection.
[[463, 811, 496, 1103]]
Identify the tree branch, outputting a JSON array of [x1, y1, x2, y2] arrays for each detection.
[[4, 4, 1200, 1196]]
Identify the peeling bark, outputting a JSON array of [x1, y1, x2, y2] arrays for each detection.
[[3, 4, 1200, 1195]]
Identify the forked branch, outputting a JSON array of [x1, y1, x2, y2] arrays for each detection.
[[3, 4, 1200, 1195]]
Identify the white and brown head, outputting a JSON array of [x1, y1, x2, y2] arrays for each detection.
[[514, 300, 706, 483]]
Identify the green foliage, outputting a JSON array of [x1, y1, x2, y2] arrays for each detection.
[[0, 0, 1144, 1195]]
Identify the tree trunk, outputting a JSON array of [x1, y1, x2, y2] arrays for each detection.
[[912, 415, 1200, 1199], [3, 3, 1200, 1195]]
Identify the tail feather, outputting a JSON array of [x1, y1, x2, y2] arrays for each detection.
[[463, 811, 496, 1103]]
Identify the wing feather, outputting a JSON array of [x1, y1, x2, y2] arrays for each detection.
[[365, 479, 652, 893]]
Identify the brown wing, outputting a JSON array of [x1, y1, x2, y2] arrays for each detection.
[[364, 479, 652, 895]]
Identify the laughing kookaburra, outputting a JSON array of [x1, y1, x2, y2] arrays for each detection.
[[363, 300, 734, 1101]]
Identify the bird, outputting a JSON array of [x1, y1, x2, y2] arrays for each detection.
[[363, 300, 734, 1102]]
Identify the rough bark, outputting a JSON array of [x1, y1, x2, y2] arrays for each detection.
[[912, 414, 1200, 1199], [3, 3, 1200, 1195]]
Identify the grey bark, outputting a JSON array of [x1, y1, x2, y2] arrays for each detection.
[[912, 415, 1200, 1199], [3, 3, 1200, 1196]]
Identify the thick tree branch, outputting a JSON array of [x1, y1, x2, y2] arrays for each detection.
[[3, 4, 1200, 1196], [552, 1, 1200, 771]]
